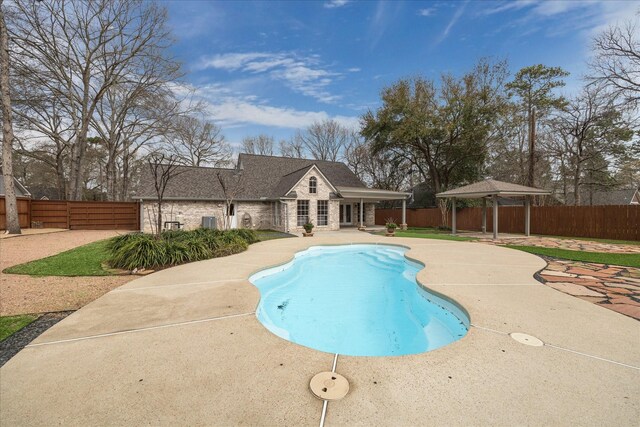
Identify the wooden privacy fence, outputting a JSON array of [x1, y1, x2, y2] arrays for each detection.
[[0, 198, 140, 230], [376, 205, 640, 241]]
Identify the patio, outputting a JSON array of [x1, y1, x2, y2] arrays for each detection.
[[0, 230, 638, 426]]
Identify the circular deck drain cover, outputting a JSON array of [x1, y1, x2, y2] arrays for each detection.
[[510, 332, 544, 347], [310, 372, 349, 401]]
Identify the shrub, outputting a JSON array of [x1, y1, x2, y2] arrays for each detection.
[[225, 228, 259, 244], [107, 228, 255, 270], [108, 236, 167, 270]]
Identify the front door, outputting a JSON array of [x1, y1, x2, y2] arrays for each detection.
[[339, 203, 352, 225]]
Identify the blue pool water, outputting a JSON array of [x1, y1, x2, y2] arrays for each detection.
[[250, 245, 469, 356]]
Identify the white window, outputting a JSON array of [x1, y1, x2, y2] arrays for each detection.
[[317, 200, 328, 226], [309, 176, 317, 194], [297, 200, 309, 226]]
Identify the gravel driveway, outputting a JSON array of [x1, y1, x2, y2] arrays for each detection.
[[0, 230, 134, 316]]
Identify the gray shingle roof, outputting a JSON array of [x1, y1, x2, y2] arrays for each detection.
[[0, 168, 31, 197], [436, 179, 550, 198], [133, 154, 365, 200], [565, 188, 639, 206]]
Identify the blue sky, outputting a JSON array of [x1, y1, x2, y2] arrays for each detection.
[[164, 0, 638, 150]]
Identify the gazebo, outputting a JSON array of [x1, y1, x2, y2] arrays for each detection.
[[436, 179, 551, 239]]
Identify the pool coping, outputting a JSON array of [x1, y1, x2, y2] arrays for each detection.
[[1, 231, 638, 426]]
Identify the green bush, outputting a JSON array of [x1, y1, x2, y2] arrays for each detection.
[[225, 228, 259, 244], [107, 227, 256, 270]]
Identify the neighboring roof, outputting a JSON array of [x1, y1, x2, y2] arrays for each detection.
[[133, 154, 366, 201], [0, 169, 31, 198], [336, 186, 411, 200], [565, 188, 639, 206], [436, 179, 550, 199]]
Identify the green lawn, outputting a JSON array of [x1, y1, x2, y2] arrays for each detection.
[[255, 230, 297, 241], [392, 227, 477, 242], [4, 240, 113, 277], [508, 245, 640, 268], [0, 315, 38, 341]]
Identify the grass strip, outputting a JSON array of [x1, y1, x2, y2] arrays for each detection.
[[4, 240, 112, 276], [508, 245, 640, 268], [392, 227, 477, 242], [535, 235, 640, 246], [0, 315, 38, 341]]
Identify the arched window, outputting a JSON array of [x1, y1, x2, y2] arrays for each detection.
[[309, 176, 317, 194]]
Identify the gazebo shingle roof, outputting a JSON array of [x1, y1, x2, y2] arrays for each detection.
[[436, 179, 550, 199]]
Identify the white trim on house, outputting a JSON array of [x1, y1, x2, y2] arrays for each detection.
[[283, 164, 339, 196]]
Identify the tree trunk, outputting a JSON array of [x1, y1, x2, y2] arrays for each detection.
[[105, 156, 117, 201], [573, 160, 581, 206], [527, 108, 536, 188], [156, 200, 163, 236], [0, 2, 21, 234]]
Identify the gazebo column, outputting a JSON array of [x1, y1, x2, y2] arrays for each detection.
[[492, 194, 498, 239], [401, 198, 407, 230], [525, 197, 531, 237], [451, 197, 457, 235], [482, 198, 487, 234]]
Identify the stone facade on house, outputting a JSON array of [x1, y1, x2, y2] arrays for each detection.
[[135, 154, 409, 234], [284, 167, 340, 232], [142, 200, 277, 233]]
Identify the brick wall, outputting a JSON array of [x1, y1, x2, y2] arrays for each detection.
[[142, 200, 277, 232], [284, 168, 340, 232]]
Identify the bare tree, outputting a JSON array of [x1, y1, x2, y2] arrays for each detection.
[[147, 153, 182, 236], [345, 135, 410, 192], [216, 170, 244, 230], [10, 0, 176, 200], [0, 0, 20, 233], [90, 50, 182, 200], [165, 115, 230, 167], [241, 134, 274, 155], [279, 138, 305, 158], [589, 17, 640, 105], [294, 119, 348, 161], [549, 85, 634, 205]]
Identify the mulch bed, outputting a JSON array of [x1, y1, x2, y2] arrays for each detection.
[[0, 311, 74, 368]]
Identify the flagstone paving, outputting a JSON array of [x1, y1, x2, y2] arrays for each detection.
[[537, 259, 640, 320], [473, 235, 640, 321]]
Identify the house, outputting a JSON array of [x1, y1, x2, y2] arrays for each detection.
[[565, 188, 640, 206], [0, 169, 31, 198], [133, 154, 410, 233]]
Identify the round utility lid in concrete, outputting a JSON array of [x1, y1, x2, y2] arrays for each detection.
[[310, 372, 349, 401], [510, 332, 544, 347]]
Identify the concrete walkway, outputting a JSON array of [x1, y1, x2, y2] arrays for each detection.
[[1, 231, 638, 426]]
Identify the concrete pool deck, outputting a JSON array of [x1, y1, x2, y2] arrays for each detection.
[[1, 231, 638, 426]]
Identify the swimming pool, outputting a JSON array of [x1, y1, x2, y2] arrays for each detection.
[[250, 244, 469, 356]]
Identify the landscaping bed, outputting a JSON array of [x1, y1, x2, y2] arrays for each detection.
[[0, 311, 73, 368], [5, 229, 294, 277]]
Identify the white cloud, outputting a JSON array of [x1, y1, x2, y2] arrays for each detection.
[[483, 0, 639, 39], [172, 82, 359, 130], [347, 67, 361, 72], [482, 0, 536, 16], [434, 1, 469, 46], [199, 52, 341, 103], [418, 8, 436, 17], [324, 0, 349, 9], [207, 101, 359, 129]]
